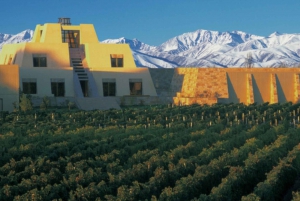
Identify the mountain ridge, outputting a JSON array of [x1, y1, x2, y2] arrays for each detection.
[[1, 29, 300, 68]]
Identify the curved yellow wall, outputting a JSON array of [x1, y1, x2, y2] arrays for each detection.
[[0, 65, 19, 112]]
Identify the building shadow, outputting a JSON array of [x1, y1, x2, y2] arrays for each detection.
[[149, 68, 183, 97], [251, 74, 263, 104], [223, 73, 239, 103], [275, 74, 287, 103]]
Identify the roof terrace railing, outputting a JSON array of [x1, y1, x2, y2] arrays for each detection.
[[58, 18, 71, 25]]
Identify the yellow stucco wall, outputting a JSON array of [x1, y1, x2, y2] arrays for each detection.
[[0, 43, 25, 65], [0, 65, 19, 112], [77, 24, 99, 44], [32, 23, 99, 44], [172, 68, 300, 105], [32, 24, 62, 43], [250, 72, 271, 103], [21, 43, 70, 68], [85, 43, 136, 70], [274, 72, 295, 103], [0, 43, 70, 68], [226, 72, 248, 103]]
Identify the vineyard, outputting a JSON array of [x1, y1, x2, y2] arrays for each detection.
[[1, 102, 300, 200]]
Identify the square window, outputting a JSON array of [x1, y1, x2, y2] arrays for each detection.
[[61, 30, 80, 48], [33, 54, 47, 67], [111, 54, 123, 67], [103, 79, 116, 96], [22, 79, 37, 94], [129, 79, 142, 95], [51, 79, 65, 97]]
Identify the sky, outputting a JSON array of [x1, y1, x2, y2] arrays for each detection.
[[1, 0, 300, 46]]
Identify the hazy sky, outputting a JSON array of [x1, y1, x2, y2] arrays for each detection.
[[1, 0, 300, 45]]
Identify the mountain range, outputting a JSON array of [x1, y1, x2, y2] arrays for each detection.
[[0, 29, 33, 49], [1, 29, 300, 68]]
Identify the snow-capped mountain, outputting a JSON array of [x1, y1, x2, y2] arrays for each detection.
[[0, 29, 33, 50], [1, 29, 300, 68], [102, 29, 300, 68]]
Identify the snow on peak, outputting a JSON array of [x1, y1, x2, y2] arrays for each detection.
[[269, 31, 282, 37], [0, 29, 34, 50], [102, 37, 155, 52], [155, 29, 263, 54], [1, 28, 300, 68]]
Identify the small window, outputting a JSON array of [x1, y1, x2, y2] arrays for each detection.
[[103, 79, 116, 96], [33, 54, 47, 67], [7, 55, 13, 65], [13, 54, 17, 64], [62, 30, 80, 48], [129, 79, 142, 95], [111, 54, 123, 67], [51, 79, 65, 97], [40, 30, 43, 42], [22, 78, 37, 94], [4, 55, 7, 64]]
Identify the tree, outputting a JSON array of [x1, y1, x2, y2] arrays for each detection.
[[245, 53, 254, 68], [19, 94, 33, 111], [40, 96, 50, 110], [69, 101, 76, 110]]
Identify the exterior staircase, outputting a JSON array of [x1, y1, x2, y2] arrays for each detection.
[[69, 48, 88, 81], [69, 47, 120, 110]]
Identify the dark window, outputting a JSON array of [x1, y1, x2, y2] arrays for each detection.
[[111, 54, 123, 67], [22, 79, 37, 94], [103, 79, 116, 96], [13, 54, 17, 64], [129, 79, 142, 95], [7, 55, 12, 65], [51, 79, 65, 97], [62, 30, 80, 48], [33, 54, 47, 67]]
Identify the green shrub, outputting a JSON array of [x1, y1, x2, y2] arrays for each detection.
[[19, 94, 32, 112]]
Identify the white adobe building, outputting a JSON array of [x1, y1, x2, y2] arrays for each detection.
[[0, 18, 157, 112]]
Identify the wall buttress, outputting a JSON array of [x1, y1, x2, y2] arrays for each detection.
[[247, 73, 254, 104], [270, 73, 278, 104], [294, 74, 300, 103]]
